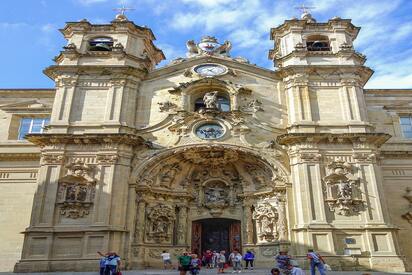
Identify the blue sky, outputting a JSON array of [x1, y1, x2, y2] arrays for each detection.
[[0, 0, 411, 89]]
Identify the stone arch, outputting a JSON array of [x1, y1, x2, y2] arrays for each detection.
[[168, 78, 252, 111], [130, 144, 289, 186]]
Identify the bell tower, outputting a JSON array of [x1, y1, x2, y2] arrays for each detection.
[[45, 14, 164, 134], [272, 12, 406, 271], [14, 14, 164, 272]]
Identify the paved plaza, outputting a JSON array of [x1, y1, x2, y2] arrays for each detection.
[[2, 269, 412, 275]]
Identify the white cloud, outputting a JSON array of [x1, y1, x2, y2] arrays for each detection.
[[180, 0, 235, 7], [75, 0, 108, 6], [0, 22, 28, 29]]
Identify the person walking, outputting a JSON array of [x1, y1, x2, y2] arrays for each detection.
[[212, 250, 219, 268], [243, 250, 255, 270], [104, 252, 121, 275], [307, 249, 326, 275], [217, 250, 226, 273], [161, 250, 172, 270], [178, 251, 192, 275], [190, 254, 202, 275], [231, 250, 242, 273]]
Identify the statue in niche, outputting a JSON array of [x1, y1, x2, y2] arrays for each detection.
[[337, 180, 352, 199], [203, 91, 219, 109], [253, 202, 278, 243]]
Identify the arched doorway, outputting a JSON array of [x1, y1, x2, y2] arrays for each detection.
[[192, 218, 241, 255]]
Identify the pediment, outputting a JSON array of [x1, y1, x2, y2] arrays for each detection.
[[0, 99, 52, 112], [148, 55, 280, 81]]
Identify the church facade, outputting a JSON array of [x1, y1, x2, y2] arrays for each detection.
[[0, 12, 411, 272]]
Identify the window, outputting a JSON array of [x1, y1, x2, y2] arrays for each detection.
[[306, 35, 331, 52], [18, 118, 50, 140], [88, 37, 113, 51], [400, 116, 412, 138]]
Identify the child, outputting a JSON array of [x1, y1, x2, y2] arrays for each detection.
[[218, 250, 226, 273], [190, 254, 202, 275]]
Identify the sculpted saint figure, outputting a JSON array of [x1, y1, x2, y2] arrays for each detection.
[[203, 91, 219, 109]]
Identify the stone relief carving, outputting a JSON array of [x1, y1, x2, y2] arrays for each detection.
[[323, 160, 364, 216], [57, 160, 96, 219], [186, 36, 231, 57], [253, 202, 279, 243], [146, 204, 176, 243], [158, 101, 177, 112], [156, 162, 181, 188], [241, 99, 264, 113], [402, 187, 412, 224]]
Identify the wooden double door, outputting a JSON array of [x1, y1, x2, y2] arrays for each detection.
[[191, 218, 241, 255]]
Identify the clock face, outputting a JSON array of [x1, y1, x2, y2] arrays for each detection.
[[194, 64, 227, 77]]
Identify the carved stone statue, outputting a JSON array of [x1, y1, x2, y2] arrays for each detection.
[[186, 36, 232, 57], [252, 202, 278, 243], [146, 204, 176, 243], [203, 91, 219, 109]]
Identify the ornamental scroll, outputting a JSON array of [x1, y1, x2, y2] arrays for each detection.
[[56, 160, 96, 219], [323, 160, 364, 216]]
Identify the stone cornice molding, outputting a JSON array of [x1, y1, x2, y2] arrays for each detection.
[[26, 133, 146, 147], [277, 133, 391, 147], [277, 65, 373, 87], [270, 18, 360, 41], [0, 153, 39, 161], [44, 65, 147, 81], [135, 185, 193, 201]]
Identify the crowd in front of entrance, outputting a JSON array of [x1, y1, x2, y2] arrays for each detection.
[[159, 249, 329, 275]]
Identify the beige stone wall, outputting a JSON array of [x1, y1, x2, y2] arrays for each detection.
[[0, 162, 39, 271]]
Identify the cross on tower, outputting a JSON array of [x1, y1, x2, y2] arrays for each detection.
[[113, 3, 135, 16], [295, 3, 315, 14]]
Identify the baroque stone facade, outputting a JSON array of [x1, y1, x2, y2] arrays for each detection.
[[0, 11, 411, 273]]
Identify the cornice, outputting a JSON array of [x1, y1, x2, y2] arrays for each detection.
[[276, 133, 391, 147], [147, 55, 279, 81], [0, 153, 39, 161], [26, 133, 146, 147], [43, 65, 147, 81], [270, 18, 359, 40]]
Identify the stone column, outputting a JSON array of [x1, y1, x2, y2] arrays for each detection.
[[277, 195, 288, 241], [134, 196, 146, 244], [243, 201, 254, 244], [177, 205, 188, 245]]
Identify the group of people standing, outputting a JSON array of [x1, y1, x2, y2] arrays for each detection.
[[273, 249, 327, 275], [168, 249, 255, 275], [97, 251, 121, 275]]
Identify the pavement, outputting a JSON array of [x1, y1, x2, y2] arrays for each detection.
[[1, 268, 412, 275]]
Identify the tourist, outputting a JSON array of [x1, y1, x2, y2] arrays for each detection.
[[178, 251, 192, 275], [217, 250, 226, 273], [161, 250, 172, 270], [204, 249, 213, 268], [212, 250, 219, 268], [270, 268, 281, 275], [231, 250, 242, 273], [97, 251, 107, 275], [275, 251, 290, 274], [104, 251, 121, 275], [307, 249, 326, 275], [288, 265, 306, 275], [243, 250, 255, 270], [190, 254, 202, 275]]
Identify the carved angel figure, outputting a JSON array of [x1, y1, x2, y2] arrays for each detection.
[[216, 40, 232, 56], [186, 40, 200, 57], [203, 91, 219, 109]]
